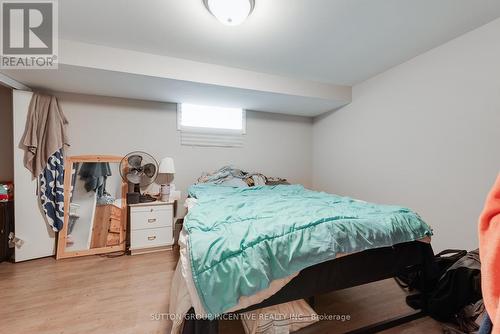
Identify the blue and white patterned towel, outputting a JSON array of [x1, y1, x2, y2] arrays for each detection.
[[39, 149, 65, 231]]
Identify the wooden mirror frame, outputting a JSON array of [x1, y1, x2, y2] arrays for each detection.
[[56, 155, 127, 259]]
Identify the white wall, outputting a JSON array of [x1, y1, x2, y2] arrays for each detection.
[[313, 18, 500, 252], [13, 91, 313, 260], [58, 92, 313, 196], [0, 85, 13, 181], [16, 19, 500, 259]]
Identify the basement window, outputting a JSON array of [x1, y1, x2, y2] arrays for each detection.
[[177, 103, 246, 147]]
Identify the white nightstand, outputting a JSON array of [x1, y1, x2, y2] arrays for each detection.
[[128, 200, 175, 255]]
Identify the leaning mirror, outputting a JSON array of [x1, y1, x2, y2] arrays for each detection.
[[56, 155, 127, 259]]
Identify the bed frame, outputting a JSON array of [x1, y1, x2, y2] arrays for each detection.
[[181, 241, 437, 334]]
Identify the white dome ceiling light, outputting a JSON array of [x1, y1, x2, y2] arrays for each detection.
[[203, 0, 255, 26]]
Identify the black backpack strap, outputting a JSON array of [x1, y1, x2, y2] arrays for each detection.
[[435, 249, 467, 258]]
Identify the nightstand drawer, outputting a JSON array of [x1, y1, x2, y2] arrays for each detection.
[[130, 227, 173, 249], [130, 206, 173, 230]]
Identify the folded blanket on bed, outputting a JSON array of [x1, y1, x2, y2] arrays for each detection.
[[185, 184, 432, 317]]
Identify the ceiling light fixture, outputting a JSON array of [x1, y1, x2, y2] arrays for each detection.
[[203, 0, 255, 26]]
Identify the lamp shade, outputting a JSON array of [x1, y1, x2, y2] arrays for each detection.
[[159, 157, 175, 174]]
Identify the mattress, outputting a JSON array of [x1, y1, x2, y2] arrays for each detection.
[[182, 184, 433, 317]]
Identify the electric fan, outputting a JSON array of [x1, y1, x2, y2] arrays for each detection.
[[119, 151, 159, 203]]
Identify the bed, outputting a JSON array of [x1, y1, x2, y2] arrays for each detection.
[[169, 183, 435, 334]]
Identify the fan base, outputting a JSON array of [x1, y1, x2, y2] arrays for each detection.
[[126, 192, 140, 204], [139, 194, 157, 203]]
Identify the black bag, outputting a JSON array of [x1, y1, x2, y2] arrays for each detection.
[[395, 249, 467, 292], [426, 250, 481, 321], [434, 249, 468, 275]]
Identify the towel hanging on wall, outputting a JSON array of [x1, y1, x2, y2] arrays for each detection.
[[39, 149, 65, 231], [21, 93, 69, 231], [22, 93, 69, 177]]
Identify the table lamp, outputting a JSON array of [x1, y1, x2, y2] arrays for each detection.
[[158, 157, 175, 202]]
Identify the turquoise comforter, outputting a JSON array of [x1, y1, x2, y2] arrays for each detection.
[[185, 184, 432, 316]]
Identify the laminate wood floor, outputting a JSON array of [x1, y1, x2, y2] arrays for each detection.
[[0, 250, 443, 334]]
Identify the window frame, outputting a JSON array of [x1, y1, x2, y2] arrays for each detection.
[[177, 103, 247, 135]]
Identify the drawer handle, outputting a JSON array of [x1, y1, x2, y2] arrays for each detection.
[[147, 218, 157, 223], [148, 236, 157, 241]]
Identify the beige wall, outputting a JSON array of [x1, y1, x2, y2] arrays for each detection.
[[0, 84, 13, 181], [13, 90, 313, 261], [313, 18, 500, 252], [15, 19, 500, 259], [57, 93, 313, 200], [62, 92, 312, 238]]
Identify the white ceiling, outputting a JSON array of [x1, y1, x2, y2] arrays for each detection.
[[59, 0, 500, 85], [5, 64, 348, 116], [2, 40, 351, 116], [3, 0, 500, 116]]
